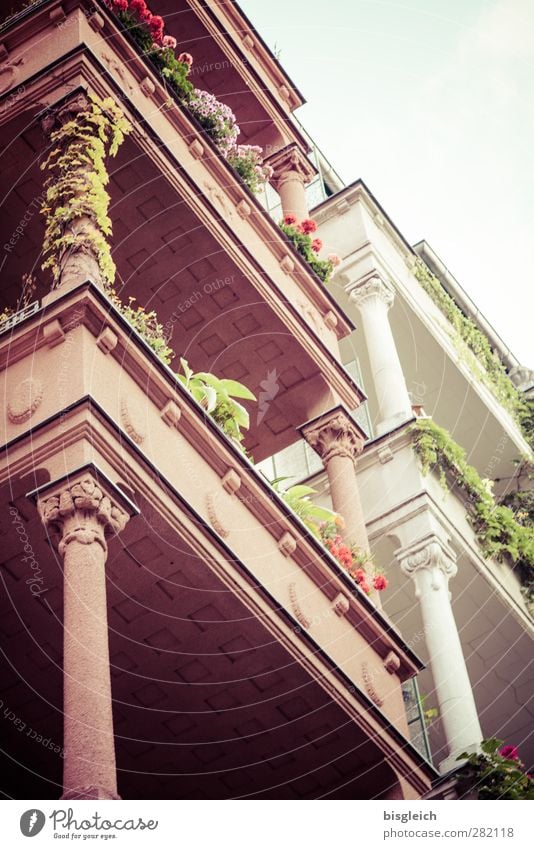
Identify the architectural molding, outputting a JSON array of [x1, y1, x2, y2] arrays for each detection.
[[350, 275, 395, 310], [265, 143, 317, 190], [301, 406, 365, 465], [36, 472, 130, 556], [397, 535, 458, 588]]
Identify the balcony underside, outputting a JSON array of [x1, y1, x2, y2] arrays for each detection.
[[1, 479, 413, 800]]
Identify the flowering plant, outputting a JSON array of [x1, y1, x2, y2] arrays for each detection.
[[226, 144, 273, 193], [279, 216, 340, 283], [107, 290, 174, 364], [319, 520, 388, 593], [110, 0, 193, 103], [188, 89, 240, 156], [456, 738, 534, 800]]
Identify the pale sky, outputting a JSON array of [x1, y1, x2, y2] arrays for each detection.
[[240, 0, 533, 367]]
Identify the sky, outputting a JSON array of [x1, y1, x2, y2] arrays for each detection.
[[240, 0, 533, 366]]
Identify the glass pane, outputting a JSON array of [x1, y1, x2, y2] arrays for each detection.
[[273, 440, 309, 483]]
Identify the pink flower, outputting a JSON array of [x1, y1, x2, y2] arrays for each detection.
[[328, 253, 341, 267], [373, 574, 388, 591], [311, 238, 323, 253], [112, 0, 128, 10], [360, 581, 371, 595], [499, 745, 520, 761], [300, 218, 317, 235], [178, 52, 194, 67], [162, 35, 177, 49], [283, 213, 297, 225]]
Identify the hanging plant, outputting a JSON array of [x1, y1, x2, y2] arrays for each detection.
[[413, 259, 532, 449], [177, 357, 256, 446], [226, 144, 274, 193], [111, 0, 193, 104], [412, 418, 534, 604], [456, 739, 534, 800], [40, 93, 131, 288], [280, 215, 340, 283]]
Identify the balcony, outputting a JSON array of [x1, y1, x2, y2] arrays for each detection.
[[0, 282, 435, 798]]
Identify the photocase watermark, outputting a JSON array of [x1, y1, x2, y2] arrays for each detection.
[[1, 83, 25, 115], [18, 806, 159, 838], [256, 368, 280, 425], [189, 57, 245, 77], [163, 274, 235, 336], [20, 809, 46, 837], [0, 698, 65, 758], [9, 506, 47, 597], [4, 191, 47, 255]]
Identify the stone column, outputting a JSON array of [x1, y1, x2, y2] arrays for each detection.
[[37, 472, 131, 799], [350, 276, 413, 436], [302, 408, 368, 551], [265, 143, 317, 223], [40, 94, 105, 294], [397, 535, 482, 772]]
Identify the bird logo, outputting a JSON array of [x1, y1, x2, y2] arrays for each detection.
[[19, 809, 46, 837]]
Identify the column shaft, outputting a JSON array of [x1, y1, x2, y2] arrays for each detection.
[[62, 534, 117, 798], [400, 539, 482, 772], [351, 277, 412, 435]]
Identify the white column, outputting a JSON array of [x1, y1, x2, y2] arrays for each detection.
[[397, 536, 482, 773], [350, 276, 412, 436]]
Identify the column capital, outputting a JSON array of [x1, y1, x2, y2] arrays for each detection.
[[29, 465, 137, 555], [349, 275, 395, 310], [397, 535, 457, 585], [300, 406, 366, 465], [264, 143, 317, 190], [40, 90, 90, 136]]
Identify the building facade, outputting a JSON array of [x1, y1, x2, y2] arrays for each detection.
[[0, 0, 531, 802]]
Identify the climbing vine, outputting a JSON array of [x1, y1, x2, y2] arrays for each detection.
[[413, 259, 532, 449], [40, 93, 131, 288], [411, 418, 534, 605]]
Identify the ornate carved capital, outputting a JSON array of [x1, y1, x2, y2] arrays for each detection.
[[40, 92, 90, 136], [264, 143, 317, 190], [33, 470, 131, 557], [301, 407, 365, 465], [397, 536, 457, 590], [349, 276, 394, 310]]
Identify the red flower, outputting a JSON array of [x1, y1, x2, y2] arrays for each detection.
[[352, 568, 366, 584], [112, 0, 128, 10], [311, 238, 323, 253], [178, 52, 194, 67], [140, 9, 152, 24], [149, 13, 164, 42], [129, 0, 146, 15], [373, 574, 388, 591], [283, 213, 297, 226], [499, 745, 520, 761], [300, 218, 317, 234]]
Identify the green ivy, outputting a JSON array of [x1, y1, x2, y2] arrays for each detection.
[[413, 259, 532, 449], [411, 419, 534, 604], [40, 94, 131, 288]]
